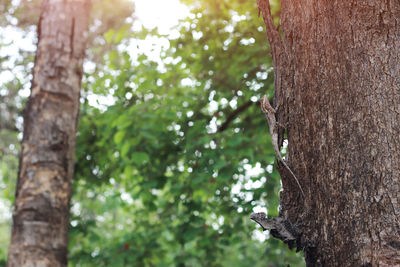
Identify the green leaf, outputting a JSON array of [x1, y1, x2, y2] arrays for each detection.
[[121, 142, 130, 158], [113, 130, 125, 145], [104, 29, 115, 43], [131, 152, 150, 165]]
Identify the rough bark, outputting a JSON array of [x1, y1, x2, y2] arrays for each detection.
[[7, 0, 90, 266], [256, 0, 400, 266]]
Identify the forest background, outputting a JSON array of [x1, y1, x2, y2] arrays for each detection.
[[0, 0, 304, 266]]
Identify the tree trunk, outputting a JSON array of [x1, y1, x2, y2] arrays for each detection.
[[7, 0, 90, 266], [256, 0, 400, 266]]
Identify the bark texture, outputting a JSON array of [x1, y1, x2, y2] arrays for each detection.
[[7, 0, 90, 266], [257, 0, 400, 266]]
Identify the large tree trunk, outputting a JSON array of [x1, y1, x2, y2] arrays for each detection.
[[7, 0, 90, 266], [255, 0, 400, 266]]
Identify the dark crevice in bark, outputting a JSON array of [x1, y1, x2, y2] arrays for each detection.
[[40, 90, 74, 103], [70, 17, 75, 59], [304, 243, 319, 267]]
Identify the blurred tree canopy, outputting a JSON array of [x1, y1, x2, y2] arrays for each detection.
[[0, 0, 304, 266]]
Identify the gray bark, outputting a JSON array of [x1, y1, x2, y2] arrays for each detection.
[[256, 0, 400, 266], [7, 0, 90, 266]]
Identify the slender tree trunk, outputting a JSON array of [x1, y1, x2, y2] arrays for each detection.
[[7, 0, 90, 266], [256, 1, 400, 266]]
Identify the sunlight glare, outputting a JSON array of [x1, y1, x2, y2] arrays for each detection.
[[133, 0, 190, 34]]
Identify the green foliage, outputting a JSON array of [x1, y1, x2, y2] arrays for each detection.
[[0, 0, 305, 266], [70, 0, 304, 266]]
